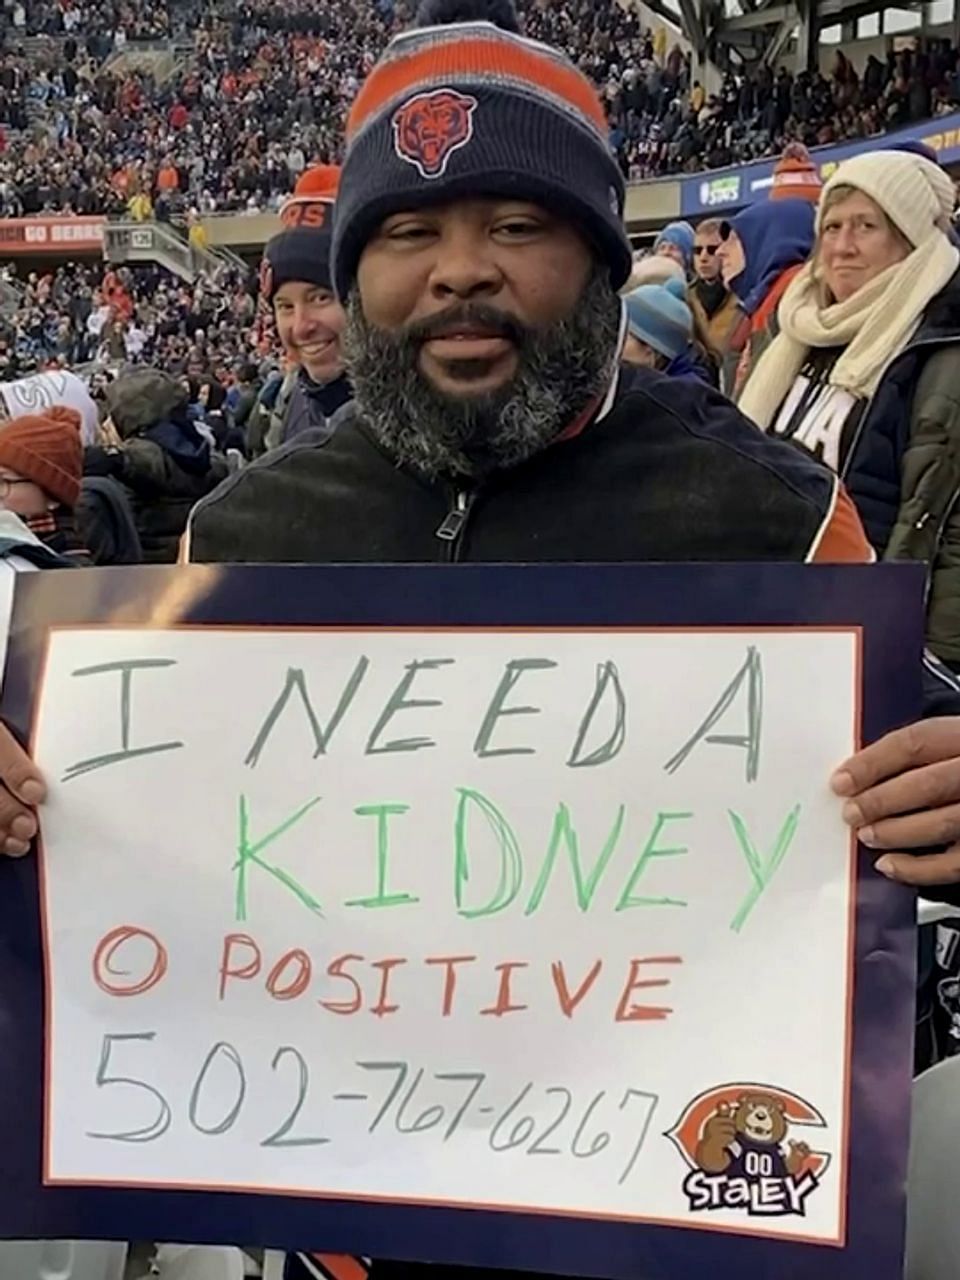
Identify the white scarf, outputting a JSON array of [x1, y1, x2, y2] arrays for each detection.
[[738, 233, 960, 431]]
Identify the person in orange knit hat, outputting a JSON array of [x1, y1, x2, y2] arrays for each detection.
[[770, 142, 823, 203], [0, 406, 86, 559], [278, 162, 341, 229]]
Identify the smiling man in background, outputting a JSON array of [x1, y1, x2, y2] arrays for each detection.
[[254, 164, 352, 454]]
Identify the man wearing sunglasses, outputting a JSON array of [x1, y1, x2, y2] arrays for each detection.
[[689, 218, 739, 361]]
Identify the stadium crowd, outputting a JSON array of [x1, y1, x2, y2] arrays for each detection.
[[0, 10, 959, 1280], [0, 260, 268, 379], [1, 0, 960, 215]]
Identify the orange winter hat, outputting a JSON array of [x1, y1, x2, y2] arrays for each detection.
[[771, 143, 823, 203], [279, 163, 341, 228], [0, 406, 83, 507]]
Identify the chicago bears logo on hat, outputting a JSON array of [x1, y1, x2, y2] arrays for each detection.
[[392, 89, 478, 180]]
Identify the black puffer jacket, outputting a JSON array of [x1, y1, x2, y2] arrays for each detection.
[[85, 415, 227, 563], [92, 366, 229, 562]]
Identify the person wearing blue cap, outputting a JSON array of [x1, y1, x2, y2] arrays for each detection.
[[623, 278, 715, 384], [654, 220, 696, 277]]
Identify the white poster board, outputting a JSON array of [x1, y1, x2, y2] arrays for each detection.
[[32, 625, 857, 1244]]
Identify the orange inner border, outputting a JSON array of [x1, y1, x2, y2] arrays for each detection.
[[33, 622, 862, 1251]]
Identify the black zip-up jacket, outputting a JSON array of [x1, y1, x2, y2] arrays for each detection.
[[188, 365, 859, 567], [186, 362, 960, 735], [187, 359, 960, 762]]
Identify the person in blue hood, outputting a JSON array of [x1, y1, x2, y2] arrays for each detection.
[[84, 367, 227, 563], [716, 198, 816, 397]]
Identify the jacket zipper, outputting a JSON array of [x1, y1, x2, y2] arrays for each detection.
[[916, 485, 960, 606], [435, 488, 475, 562]]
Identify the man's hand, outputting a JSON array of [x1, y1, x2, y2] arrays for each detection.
[[832, 718, 960, 886], [0, 722, 45, 856]]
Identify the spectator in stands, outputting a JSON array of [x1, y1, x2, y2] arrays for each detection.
[[84, 366, 226, 562], [717, 197, 816, 397], [738, 150, 960, 668], [1, 260, 268, 383], [769, 141, 823, 203], [226, 361, 261, 434], [689, 218, 738, 360], [254, 165, 350, 454], [653, 220, 695, 276], [0, 405, 86, 560], [188, 376, 246, 454], [623, 278, 713, 384]]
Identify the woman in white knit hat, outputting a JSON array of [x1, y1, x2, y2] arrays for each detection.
[[738, 148, 960, 667]]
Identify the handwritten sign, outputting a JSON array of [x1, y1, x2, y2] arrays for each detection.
[[0, 565, 921, 1279]]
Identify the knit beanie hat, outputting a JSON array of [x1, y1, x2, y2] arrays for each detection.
[[653, 221, 695, 274], [331, 0, 632, 299], [0, 406, 82, 507], [279, 164, 340, 229], [624, 277, 692, 362], [261, 164, 341, 302], [771, 143, 822, 203], [819, 149, 956, 248]]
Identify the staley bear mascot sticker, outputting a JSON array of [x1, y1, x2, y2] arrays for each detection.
[[667, 1084, 830, 1217]]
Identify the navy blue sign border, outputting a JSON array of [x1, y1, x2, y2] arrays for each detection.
[[0, 562, 922, 1280]]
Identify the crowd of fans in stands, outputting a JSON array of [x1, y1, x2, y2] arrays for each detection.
[[0, 260, 271, 380], [1, 0, 960, 217], [2, 0, 960, 389], [627, 43, 960, 179]]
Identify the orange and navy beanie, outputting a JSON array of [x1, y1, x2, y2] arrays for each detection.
[[770, 143, 823, 204], [260, 164, 341, 303], [279, 163, 341, 230], [331, 0, 632, 299]]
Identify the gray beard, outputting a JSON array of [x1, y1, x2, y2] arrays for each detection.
[[342, 267, 622, 481]]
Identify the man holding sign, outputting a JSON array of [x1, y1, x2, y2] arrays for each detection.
[[0, 0, 957, 987], [187, 0, 960, 900], [0, 1, 959, 1277]]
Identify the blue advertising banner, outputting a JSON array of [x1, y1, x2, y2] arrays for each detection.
[[0, 562, 922, 1280], [679, 109, 960, 217]]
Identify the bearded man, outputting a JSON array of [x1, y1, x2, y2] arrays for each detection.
[[184, 11, 861, 571], [176, 0, 960, 914]]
